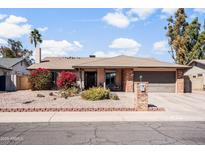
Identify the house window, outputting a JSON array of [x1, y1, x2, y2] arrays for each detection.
[[198, 74, 203, 77], [105, 72, 116, 87]]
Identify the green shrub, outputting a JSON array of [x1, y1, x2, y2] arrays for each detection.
[[109, 93, 120, 100], [29, 68, 53, 90], [59, 87, 80, 98], [81, 87, 110, 101]]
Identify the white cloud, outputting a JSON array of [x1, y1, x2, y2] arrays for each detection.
[[193, 8, 205, 14], [93, 38, 141, 57], [153, 40, 169, 54], [0, 14, 7, 20], [103, 9, 157, 28], [160, 8, 177, 19], [109, 38, 141, 50], [161, 8, 178, 15], [41, 40, 83, 57], [37, 27, 48, 32], [102, 12, 130, 28], [0, 22, 32, 38], [93, 50, 139, 57], [127, 8, 157, 20], [0, 15, 32, 38], [5, 15, 27, 24], [0, 38, 7, 45], [73, 41, 83, 48]]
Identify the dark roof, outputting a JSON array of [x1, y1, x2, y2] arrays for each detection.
[[0, 57, 27, 69]]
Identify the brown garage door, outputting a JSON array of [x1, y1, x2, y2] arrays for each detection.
[[134, 71, 176, 93]]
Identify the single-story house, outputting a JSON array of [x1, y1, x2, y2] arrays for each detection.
[[184, 59, 205, 91], [28, 48, 189, 93], [0, 57, 30, 91]]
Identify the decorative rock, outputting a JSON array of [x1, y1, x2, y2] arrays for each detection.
[[37, 94, 45, 97], [22, 100, 34, 104], [49, 92, 54, 96]]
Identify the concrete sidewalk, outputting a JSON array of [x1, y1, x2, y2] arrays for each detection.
[[1, 111, 205, 123]]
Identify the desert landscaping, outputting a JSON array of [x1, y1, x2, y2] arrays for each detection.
[[0, 90, 134, 109]]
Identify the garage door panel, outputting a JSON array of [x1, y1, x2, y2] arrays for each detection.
[[148, 83, 175, 93], [134, 71, 176, 93]]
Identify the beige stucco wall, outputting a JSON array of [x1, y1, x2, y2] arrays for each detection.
[[187, 75, 204, 90], [191, 76, 204, 90], [97, 68, 105, 86], [123, 68, 134, 92], [184, 66, 205, 91], [116, 69, 122, 88], [176, 69, 184, 93], [133, 68, 177, 71]]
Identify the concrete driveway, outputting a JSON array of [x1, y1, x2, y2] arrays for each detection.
[[149, 91, 205, 115]]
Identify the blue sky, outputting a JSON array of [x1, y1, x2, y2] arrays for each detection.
[[0, 8, 205, 63]]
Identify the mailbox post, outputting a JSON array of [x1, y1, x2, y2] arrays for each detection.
[[134, 82, 148, 111]]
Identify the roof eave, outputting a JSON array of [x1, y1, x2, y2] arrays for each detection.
[[27, 67, 75, 70], [73, 66, 134, 68], [0, 66, 12, 70], [73, 65, 190, 69]]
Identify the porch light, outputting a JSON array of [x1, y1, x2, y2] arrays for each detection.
[[139, 75, 143, 82]]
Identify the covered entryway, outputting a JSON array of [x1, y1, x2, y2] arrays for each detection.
[[134, 71, 176, 93], [84, 72, 97, 89], [0, 75, 6, 91]]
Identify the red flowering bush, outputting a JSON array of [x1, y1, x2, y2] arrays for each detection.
[[29, 68, 53, 90], [56, 71, 77, 89]]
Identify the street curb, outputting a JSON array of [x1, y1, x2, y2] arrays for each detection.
[[0, 107, 165, 112]]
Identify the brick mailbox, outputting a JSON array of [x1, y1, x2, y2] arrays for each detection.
[[134, 82, 148, 111]]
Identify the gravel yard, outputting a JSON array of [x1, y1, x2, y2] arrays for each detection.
[[0, 90, 134, 108]]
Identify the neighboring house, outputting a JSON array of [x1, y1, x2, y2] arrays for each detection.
[[0, 57, 30, 91], [28, 49, 188, 93], [184, 60, 205, 91]]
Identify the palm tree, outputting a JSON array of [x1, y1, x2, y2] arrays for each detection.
[[29, 29, 43, 48]]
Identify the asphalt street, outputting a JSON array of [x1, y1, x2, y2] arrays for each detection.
[[0, 121, 205, 145]]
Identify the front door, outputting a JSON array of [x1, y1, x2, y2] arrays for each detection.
[[84, 72, 97, 89], [105, 72, 116, 89]]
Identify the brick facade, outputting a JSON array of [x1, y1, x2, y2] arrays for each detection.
[[116, 69, 122, 88], [123, 69, 134, 92], [134, 82, 148, 111], [176, 69, 184, 93], [97, 68, 105, 86]]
